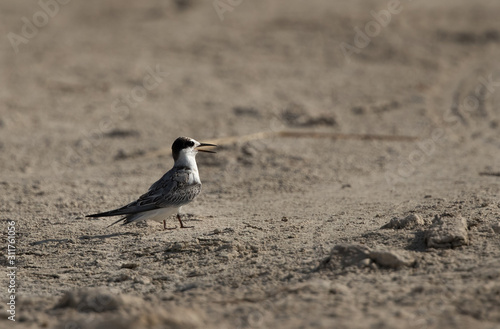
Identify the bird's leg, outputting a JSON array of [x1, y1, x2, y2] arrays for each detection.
[[177, 214, 193, 229], [163, 219, 177, 230]]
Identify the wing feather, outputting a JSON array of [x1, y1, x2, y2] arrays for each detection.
[[87, 167, 201, 218]]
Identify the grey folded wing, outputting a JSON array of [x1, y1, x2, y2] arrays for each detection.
[[87, 169, 201, 218], [144, 170, 202, 209]]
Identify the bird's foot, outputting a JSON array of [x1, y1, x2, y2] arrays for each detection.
[[163, 220, 177, 230], [177, 214, 194, 229], [179, 222, 194, 229]]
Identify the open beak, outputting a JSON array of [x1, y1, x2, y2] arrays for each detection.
[[196, 143, 217, 153]]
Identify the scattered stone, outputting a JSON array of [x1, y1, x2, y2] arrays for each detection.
[[425, 214, 469, 248], [249, 244, 259, 253], [351, 106, 365, 115], [54, 289, 123, 312], [233, 106, 260, 117], [165, 241, 186, 253], [287, 279, 334, 294], [319, 244, 416, 271], [368, 250, 416, 269], [133, 276, 152, 285], [109, 273, 131, 282], [300, 114, 336, 127], [381, 213, 427, 230], [329, 283, 352, 296], [173, 0, 194, 11], [371, 100, 400, 113], [241, 143, 258, 157], [54, 290, 203, 329], [358, 258, 372, 267], [326, 244, 371, 269], [104, 129, 140, 138], [121, 263, 139, 269], [281, 104, 336, 127], [114, 148, 146, 160], [177, 283, 198, 292], [437, 29, 500, 44], [491, 222, 500, 234]]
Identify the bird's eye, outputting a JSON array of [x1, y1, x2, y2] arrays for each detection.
[[187, 141, 195, 147]]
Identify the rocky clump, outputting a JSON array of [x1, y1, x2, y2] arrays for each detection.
[[319, 244, 416, 271], [381, 213, 428, 230], [53, 289, 203, 329], [425, 214, 469, 248]]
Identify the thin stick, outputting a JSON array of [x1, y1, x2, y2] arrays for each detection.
[[479, 172, 500, 177], [140, 130, 419, 159], [276, 131, 418, 142]]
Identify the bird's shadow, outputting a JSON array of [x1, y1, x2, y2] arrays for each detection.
[[30, 238, 72, 246], [78, 232, 140, 240], [30, 232, 140, 246]]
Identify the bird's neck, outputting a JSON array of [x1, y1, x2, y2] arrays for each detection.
[[174, 154, 201, 184], [174, 154, 199, 172]]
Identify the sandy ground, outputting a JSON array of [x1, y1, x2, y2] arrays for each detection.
[[1, 0, 500, 328]]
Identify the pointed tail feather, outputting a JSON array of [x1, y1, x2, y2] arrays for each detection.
[[87, 211, 115, 218], [86, 208, 130, 218], [87, 204, 158, 218], [107, 217, 127, 228]]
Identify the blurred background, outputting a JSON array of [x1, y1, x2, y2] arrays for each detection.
[[1, 1, 500, 328], [1, 0, 499, 183]]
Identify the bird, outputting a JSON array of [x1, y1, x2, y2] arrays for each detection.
[[86, 136, 216, 229]]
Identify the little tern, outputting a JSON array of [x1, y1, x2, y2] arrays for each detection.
[[87, 137, 216, 229]]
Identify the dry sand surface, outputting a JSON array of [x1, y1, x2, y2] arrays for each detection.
[[1, 0, 500, 328]]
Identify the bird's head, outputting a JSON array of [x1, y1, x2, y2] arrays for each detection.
[[171, 137, 217, 162]]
